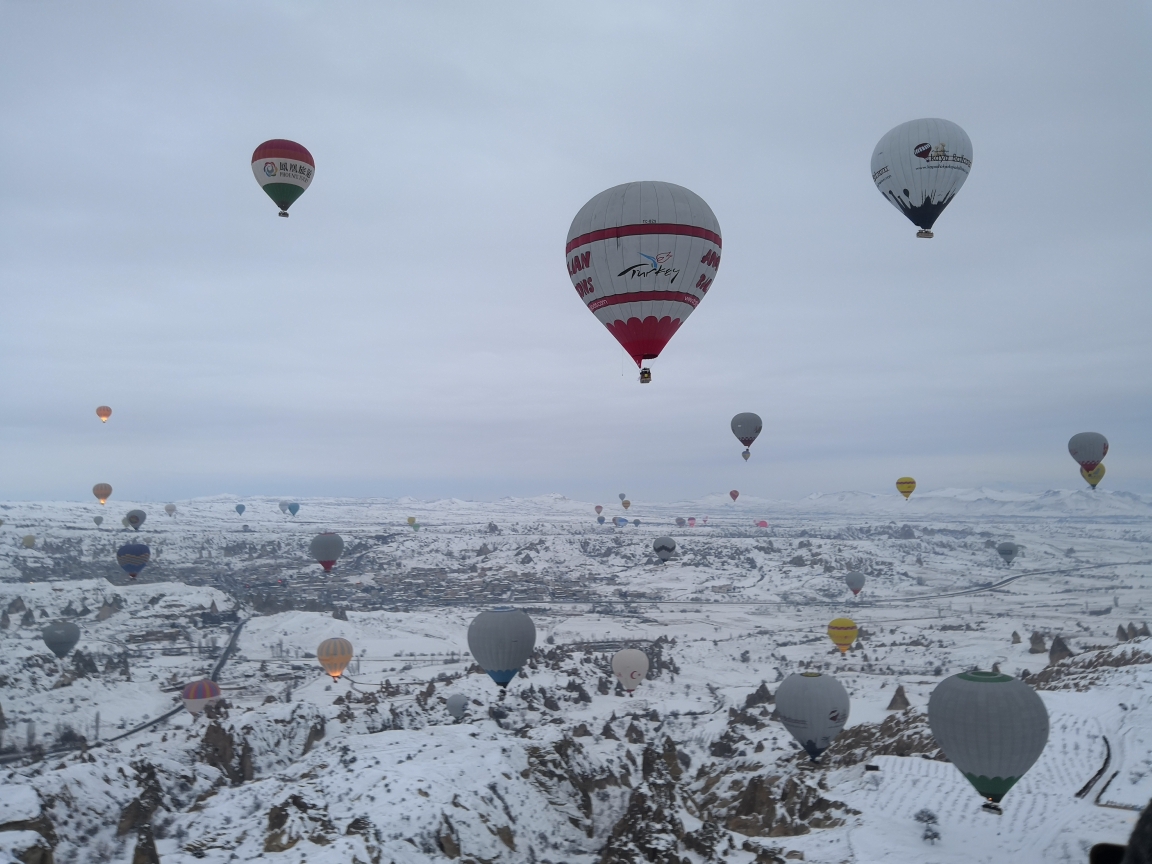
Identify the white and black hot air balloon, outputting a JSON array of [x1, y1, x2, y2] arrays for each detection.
[[774, 672, 850, 760], [467, 609, 536, 687], [997, 542, 1020, 566], [653, 536, 676, 563], [731, 412, 762, 461], [871, 118, 972, 238], [611, 648, 650, 694], [1068, 432, 1108, 473]]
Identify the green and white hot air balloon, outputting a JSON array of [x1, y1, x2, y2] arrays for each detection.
[[251, 140, 314, 217]]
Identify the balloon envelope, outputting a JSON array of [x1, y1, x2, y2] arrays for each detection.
[[317, 637, 353, 679], [93, 516, 103, 526], [729, 490, 739, 502], [446, 693, 469, 720], [1081, 464, 1105, 488], [95, 406, 112, 423], [407, 517, 417, 525], [687, 517, 696, 527], [742, 450, 750, 461], [928, 671, 1049, 803], [613, 517, 628, 527], [731, 412, 762, 448], [871, 118, 972, 235], [567, 182, 722, 367], [653, 536, 676, 562], [21, 535, 35, 549], [287, 503, 300, 516], [611, 648, 650, 692], [1068, 432, 1108, 472], [126, 509, 146, 530], [117, 543, 151, 578], [235, 504, 245, 515], [594, 505, 603, 515], [252, 139, 314, 215], [42, 621, 80, 659], [632, 519, 640, 527], [618, 493, 626, 501], [896, 477, 916, 499], [827, 618, 857, 653], [845, 571, 865, 596], [181, 679, 222, 715], [278, 501, 289, 513], [92, 483, 112, 505], [310, 533, 344, 572], [467, 610, 536, 687], [775, 672, 850, 759], [755, 520, 768, 528], [164, 504, 176, 516], [997, 542, 1020, 565], [597, 516, 606, 524], [621, 500, 631, 510]]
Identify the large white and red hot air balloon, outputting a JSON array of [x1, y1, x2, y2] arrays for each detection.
[[566, 182, 721, 383]]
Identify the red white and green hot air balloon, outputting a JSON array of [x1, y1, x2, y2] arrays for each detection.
[[251, 140, 314, 217], [566, 181, 721, 383]]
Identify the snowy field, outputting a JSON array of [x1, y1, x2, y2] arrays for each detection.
[[0, 488, 1150, 863]]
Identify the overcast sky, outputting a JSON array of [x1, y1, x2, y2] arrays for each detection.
[[1, 2, 1149, 504]]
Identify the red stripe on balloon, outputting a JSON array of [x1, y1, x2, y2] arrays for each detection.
[[587, 291, 699, 312], [251, 139, 314, 165], [566, 223, 721, 254]]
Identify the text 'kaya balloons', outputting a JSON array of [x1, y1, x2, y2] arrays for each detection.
[[827, 618, 858, 653], [775, 672, 850, 759], [871, 118, 972, 238], [566, 182, 721, 381], [252, 140, 314, 217], [96, 406, 112, 423], [467, 609, 537, 687], [42, 621, 80, 659], [731, 413, 762, 461], [896, 477, 916, 499], [310, 533, 344, 572], [317, 638, 354, 680], [116, 543, 151, 578], [1082, 464, 1105, 489], [653, 536, 676, 563], [928, 671, 1049, 804], [1068, 432, 1108, 473], [181, 679, 222, 715], [92, 483, 112, 505], [611, 648, 650, 694]]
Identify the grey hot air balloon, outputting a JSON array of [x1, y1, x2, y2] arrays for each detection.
[[653, 536, 676, 563], [310, 532, 344, 572], [278, 500, 290, 514], [446, 693, 468, 720], [1068, 432, 1108, 472], [845, 571, 865, 596], [997, 542, 1020, 566], [126, 509, 146, 531], [42, 621, 80, 659], [235, 504, 245, 516], [93, 516, 103, 527], [731, 412, 762, 461], [928, 671, 1049, 804], [611, 648, 650, 693], [618, 493, 627, 501], [164, 504, 176, 517], [467, 609, 536, 687], [21, 535, 35, 549], [774, 672, 850, 760]]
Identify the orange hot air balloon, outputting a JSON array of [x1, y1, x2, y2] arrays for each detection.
[[827, 618, 858, 654], [96, 406, 112, 423], [896, 477, 916, 499], [317, 637, 354, 680], [92, 483, 112, 505], [622, 500, 631, 510]]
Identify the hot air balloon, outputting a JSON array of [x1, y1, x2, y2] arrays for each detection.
[[42, 621, 80, 659], [595, 505, 603, 515], [467, 609, 536, 687], [407, 517, 416, 525], [632, 519, 640, 527], [775, 672, 850, 759], [755, 520, 768, 528], [1068, 432, 1108, 473], [567, 182, 721, 383], [871, 119, 973, 238], [410, 523, 420, 532], [611, 648, 650, 694], [93, 516, 103, 527], [92, 483, 112, 505], [687, 517, 696, 528], [928, 671, 1049, 805], [278, 500, 290, 514], [317, 637, 353, 680], [653, 537, 676, 563], [252, 140, 314, 217], [597, 516, 606, 524], [845, 571, 865, 596], [164, 504, 176, 517], [896, 477, 916, 499], [621, 500, 631, 510], [731, 413, 762, 461], [997, 542, 1020, 566], [613, 517, 628, 527], [310, 533, 344, 572], [95, 406, 112, 423], [729, 490, 739, 502], [181, 679, 222, 715], [21, 535, 35, 549], [126, 509, 146, 530], [618, 493, 627, 501], [446, 693, 468, 720], [675, 517, 686, 528], [1081, 464, 1105, 489], [235, 504, 245, 516], [827, 618, 857, 653], [287, 503, 300, 517], [116, 543, 151, 578], [121, 517, 129, 528]]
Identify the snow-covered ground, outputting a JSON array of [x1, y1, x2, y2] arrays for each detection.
[[0, 488, 1149, 863]]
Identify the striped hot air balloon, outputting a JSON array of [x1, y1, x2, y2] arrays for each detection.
[[181, 679, 222, 715], [116, 543, 151, 578], [827, 618, 858, 654], [251, 140, 314, 217], [92, 483, 112, 505], [317, 637, 354, 680], [95, 406, 112, 423], [896, 477, 916, 499]]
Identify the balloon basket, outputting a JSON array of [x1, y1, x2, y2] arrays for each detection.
[[278, 211, 289, 218], [916, 230, 934, 238], [639, 367, 652, 384], [981, 802, 1003, 815]]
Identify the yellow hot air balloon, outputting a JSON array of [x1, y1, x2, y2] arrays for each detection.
[[896, 477, 916, 499], [317, 637, 354, 680], [92, 483, 112, 505], [407, 516, 416, 525], [95, 406, 112, 423], [827, 618, 858, 654], [1081, 464, 1105, 489], [621, 500, 631, 510]]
